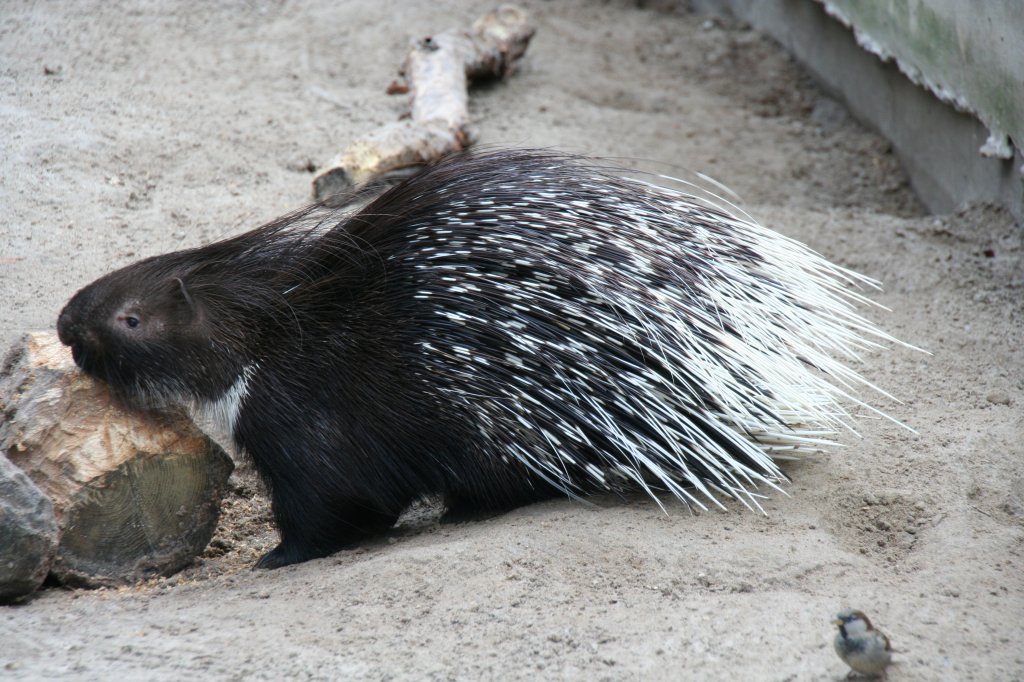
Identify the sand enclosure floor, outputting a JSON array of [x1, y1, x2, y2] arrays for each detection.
[[1, 1, 1021, 679]]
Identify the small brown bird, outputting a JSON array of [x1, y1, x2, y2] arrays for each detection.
[[833, 608, 893, 678]]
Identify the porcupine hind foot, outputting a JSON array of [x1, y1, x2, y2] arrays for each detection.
[[440, 480, 563, 524]]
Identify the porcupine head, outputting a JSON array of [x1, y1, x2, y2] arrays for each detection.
[[57, 245, 259, 410]]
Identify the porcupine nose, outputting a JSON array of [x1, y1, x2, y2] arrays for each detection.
[[56, 305, 92, 367], [57, 308, 71, 345], [56, 306, 80, 347]]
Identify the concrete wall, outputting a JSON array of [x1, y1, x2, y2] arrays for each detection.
[[694, 0, 1024, 218], [822, 0, 1023, 160]]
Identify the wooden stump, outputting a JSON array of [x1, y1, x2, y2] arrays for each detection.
[[0, 332, 234, 588]]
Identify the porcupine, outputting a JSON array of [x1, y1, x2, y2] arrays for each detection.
[[56, 149, 904, 568]]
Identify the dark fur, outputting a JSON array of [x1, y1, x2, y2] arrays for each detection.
[[59, 151, 604, 568]]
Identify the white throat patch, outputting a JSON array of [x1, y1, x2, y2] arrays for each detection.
[[190, 363, 257, 449]]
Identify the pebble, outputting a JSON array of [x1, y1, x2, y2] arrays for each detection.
[[986, 391, 1011, 405]]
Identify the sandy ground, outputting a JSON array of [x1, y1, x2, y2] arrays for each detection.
[[2, 1, 1022, 680]]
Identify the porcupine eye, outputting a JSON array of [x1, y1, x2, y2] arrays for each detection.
[[113, 304, 148, 333]]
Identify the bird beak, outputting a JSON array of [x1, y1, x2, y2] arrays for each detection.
[[833, 619, 843, 627]]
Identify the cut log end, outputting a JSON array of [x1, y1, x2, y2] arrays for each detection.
[[312, 166, 357, 203], [53, 446, 233, 587]]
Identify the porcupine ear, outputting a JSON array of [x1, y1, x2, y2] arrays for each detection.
[[172, 277, 194, 309], [170, 276, 200, 324]]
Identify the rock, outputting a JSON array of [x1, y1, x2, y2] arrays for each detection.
[[0, 453, 59, 603], [985, 391, 1011, 406]]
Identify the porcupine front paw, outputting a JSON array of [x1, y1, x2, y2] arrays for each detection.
[[254, 542, 320, 569]]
